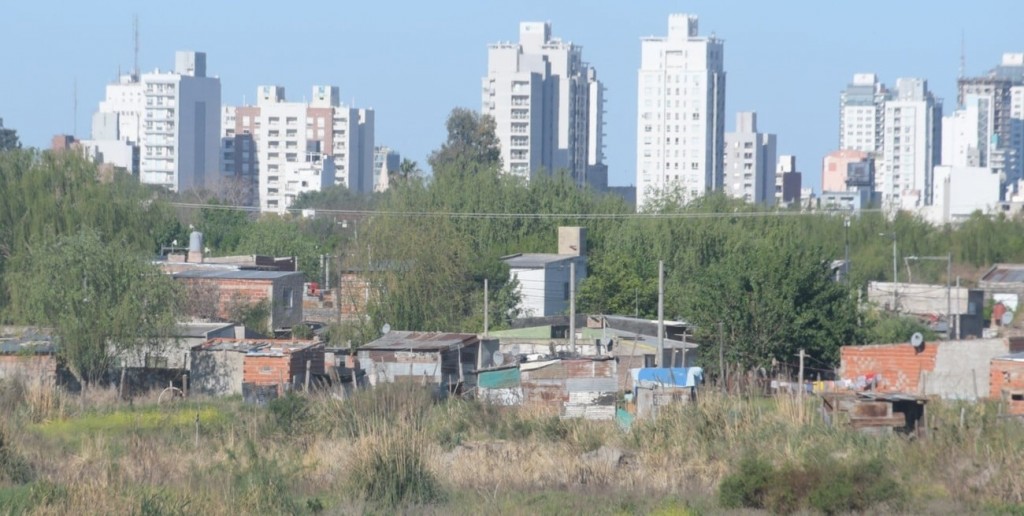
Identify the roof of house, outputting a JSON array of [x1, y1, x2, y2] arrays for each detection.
[[175, 322, 235, 338], [981, 264, 1024, 285], [361, 331, 479, 351], [0, 328, 56, 354], [501, 253, 577, 269], [173, 270, 302, 280], [995, 351, 1024, 362], [195, 338, 318, 354]]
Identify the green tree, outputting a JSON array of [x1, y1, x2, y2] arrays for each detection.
[[196, 202, 253, 254], [683, 230, 862, 371], [236, 215, 322, 281], [4, 230, 181, 386], [0, 119, 19, 152], [427, 108, 501, 175]]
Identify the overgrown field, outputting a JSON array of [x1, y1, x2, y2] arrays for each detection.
[[1, 378, 1023, 515]]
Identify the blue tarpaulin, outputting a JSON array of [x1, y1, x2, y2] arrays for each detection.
[[631, 367, 704, 389]]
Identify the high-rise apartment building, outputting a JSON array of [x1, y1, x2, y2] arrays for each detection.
[[956, 53, 1024, 197], [723, 112, 776, 204], [373, 146, 400, 192], [225, 85, 374, 212], [219, 106, 259, 205], [839, 73, 889, 154], [821, 149, 870, 192], [878, 78, 942, 209], [636, 14, 725, 209], [482, 22, 605, 187], [775, 155, 802, 207], [89, 51, 220, 191]]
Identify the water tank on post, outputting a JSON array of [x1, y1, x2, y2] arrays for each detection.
[[188, 231, 204, 263]]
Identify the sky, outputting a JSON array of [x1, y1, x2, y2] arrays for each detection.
[[3, 0, 1024, 193]]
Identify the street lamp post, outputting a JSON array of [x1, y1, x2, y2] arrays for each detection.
[[879, 233, 898, 311], [906, 254, 954, 337], [844, 217, 851, 284]]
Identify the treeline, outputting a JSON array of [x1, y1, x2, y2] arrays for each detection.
[[7, 109, 1024, 372]]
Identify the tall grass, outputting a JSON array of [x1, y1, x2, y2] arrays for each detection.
[[1, 376, 1023, 513]]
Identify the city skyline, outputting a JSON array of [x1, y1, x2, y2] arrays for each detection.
[[2, 0, 1023, 193]]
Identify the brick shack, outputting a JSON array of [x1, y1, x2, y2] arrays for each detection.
[[839, 337, 1024, 400], [990, 353, 1024, 415], [0, 328, 58, 384], [190, 339, 323, 399], [172, 270, 305, 330]]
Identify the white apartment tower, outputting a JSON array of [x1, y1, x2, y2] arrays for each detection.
[[878, 78, 942, 209], [225, 85, 374, 212], [957, 53, 1024, 197], [482, 22, 605, 187], [90, 51, 221, 191], [636, 14, 726, 209], [723, 112, 776, 204], [839, 73, 889, 154]]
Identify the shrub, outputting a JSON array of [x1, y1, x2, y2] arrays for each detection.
[[267, 392, 309, 433], [0, 428, 34, 484], [348, 434, 445, 508], [719, 455, 904, 514]]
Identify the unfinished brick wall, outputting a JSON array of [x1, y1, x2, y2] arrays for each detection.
[[840, 344, 938, 393], [990, 359, 1024, 414], [0, 355, 57, 383]]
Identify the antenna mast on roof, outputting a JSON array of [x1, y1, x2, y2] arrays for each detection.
[[133, 14, 140, 79], [959, 29, 965, 80]]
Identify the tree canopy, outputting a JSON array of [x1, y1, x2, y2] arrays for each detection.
[[4, 230, 181, 385]]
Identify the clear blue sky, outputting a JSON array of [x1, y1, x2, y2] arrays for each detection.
[[2, 0, 1023, 193]]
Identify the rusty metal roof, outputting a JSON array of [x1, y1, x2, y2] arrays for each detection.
[[361, 331, 479, 351], [982, 264, 1024, 284]]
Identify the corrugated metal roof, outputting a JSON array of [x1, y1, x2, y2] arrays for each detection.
[[175, 322, 234, 338], [982, 264, 1024, 284], [361, 331, 478, 351], [0, 328, 56, 354], [995, 351, 1024, 362], [173, 270, 302, 280], [502, 253, 576, 268]]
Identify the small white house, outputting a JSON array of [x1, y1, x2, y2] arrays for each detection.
[[503, 227, 587, 318]]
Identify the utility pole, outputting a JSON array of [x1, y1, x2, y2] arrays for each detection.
[[892, 236, 898, 311], [483, 278, 489, 337], [569, 261, 576, 356], [797, 349, 806, 421], [844, 217, 851, 284], [657, 260, 664, 368], [947, 253, 952, 339]]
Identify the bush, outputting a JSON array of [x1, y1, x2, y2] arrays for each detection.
[[719, 455, 904, 514], [267, 392, 309, 433], [0, 428, 34, 484], [348, 434, 445, 508]]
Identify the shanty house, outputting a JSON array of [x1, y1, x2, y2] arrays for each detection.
[[502, 227, 587, 318], [190, 339, 323, 399], [990, 353, 1024, 415], [518, 357, 618, 420], [0, 328, 58, 384], [358, 332, 499, 391]]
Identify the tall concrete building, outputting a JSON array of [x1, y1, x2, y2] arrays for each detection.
[[482, 22, 605, 187], [636, 13, 725, 209], [219, 106, 258, 205], [775, 155, 802, 208], [956, 53, 1024, 197], [89, 51, 220, 191], [821, 149, 870, 192], [878, 78, 942, 209], [839, 73, 889, 155], [225, 85, 374, 212], [373, 146, 400, 192], [723, 112, 776, 204]]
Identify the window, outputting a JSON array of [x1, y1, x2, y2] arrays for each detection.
[[282, 287, 294, 308], [563, 282, 570, 301]]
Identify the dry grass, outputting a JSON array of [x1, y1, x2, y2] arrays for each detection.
[[1, 378, 1022, 513]]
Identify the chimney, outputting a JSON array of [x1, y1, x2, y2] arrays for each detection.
[[558, 226, 586, 256]]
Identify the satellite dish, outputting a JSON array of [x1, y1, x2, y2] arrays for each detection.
[[493, 351, 505, 366], [381, 323, 391, 335], [910, 332, 925, 351], [1002, 310, 1015, 327]]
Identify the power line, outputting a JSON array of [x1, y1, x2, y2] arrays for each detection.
[[167, 201, 886, 221]]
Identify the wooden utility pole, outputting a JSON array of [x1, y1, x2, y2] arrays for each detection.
[[797, 349, 806, 421], [657, 260, 664, 367], [483, 278, 489, 337]]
